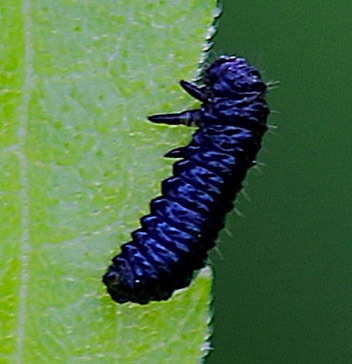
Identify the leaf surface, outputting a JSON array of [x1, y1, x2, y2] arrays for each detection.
[[0, 1, 217, 363]]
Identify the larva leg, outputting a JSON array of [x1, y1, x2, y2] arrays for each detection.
[[164, 146, 187, 159], [180, 80, 208, 102], [148, 109, 202, 127]]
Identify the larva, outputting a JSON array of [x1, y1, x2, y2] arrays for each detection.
[[103, 56, 270, 304]]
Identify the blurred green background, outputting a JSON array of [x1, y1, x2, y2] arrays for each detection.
[[208, 1, 352, 363]]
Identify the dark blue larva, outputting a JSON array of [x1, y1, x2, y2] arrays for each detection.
[[103, 56, 270, 304]]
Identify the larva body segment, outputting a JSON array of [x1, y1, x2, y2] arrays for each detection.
[[103, 56, 270, 304]]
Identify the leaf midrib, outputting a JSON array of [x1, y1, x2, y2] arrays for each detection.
[[15, 0, 33, 361]]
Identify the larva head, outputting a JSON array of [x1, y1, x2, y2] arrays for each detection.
[[205, 56, 267, 98], [103, 261, 134, 304]]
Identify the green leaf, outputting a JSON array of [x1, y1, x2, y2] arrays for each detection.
[[0, 1, 218, 362]]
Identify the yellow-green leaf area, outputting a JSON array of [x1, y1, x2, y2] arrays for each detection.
[[0, 0, 217, 363]]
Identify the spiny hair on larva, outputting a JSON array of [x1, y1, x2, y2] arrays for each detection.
[[103, 56, 270, 304]]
